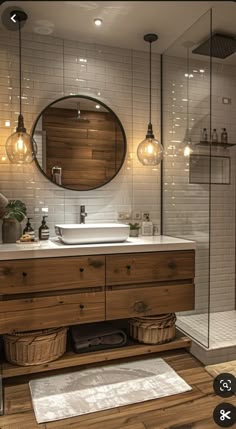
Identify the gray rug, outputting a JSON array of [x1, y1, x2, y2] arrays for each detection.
[[29, 357, 192, 424]]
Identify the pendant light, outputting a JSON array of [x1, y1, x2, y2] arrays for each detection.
[[183, 44, 194, 157], [5, 10, 37, 164], [137, 34, 163, 166]]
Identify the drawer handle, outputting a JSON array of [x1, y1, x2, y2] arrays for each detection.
[[22, 272, 28, 277], [79, 303, 85, 309], [132, 301, 149, 313], [79, 268, 84, 273], [168, 262, 177, 270], [126, 265, 131, 270]]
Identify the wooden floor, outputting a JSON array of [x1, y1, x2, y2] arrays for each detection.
[[1, 349, 235, 429]]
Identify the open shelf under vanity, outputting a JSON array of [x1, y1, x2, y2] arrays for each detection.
[[1, 336, 191, 379]]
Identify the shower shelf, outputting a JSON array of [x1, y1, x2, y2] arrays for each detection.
[[196, 141, 236, 148]]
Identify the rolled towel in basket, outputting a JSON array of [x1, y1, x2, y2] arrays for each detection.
[[71, 322, 127, 353]]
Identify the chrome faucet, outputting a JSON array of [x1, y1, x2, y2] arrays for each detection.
[[80, 205, 87, 224]]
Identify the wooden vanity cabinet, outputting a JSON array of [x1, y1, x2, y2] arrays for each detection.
[[0, 255, 105, 333], [0, 255, 105, 294], [106, 250, 195, 319], [0, 250, 195, 334]]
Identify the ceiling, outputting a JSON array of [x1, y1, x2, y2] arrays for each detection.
[[0, 1, 235, 59]]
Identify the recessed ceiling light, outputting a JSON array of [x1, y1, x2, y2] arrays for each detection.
[[95, 104, 100, 109], [94, 18, 103, 26], [34, 20, 54, 35]]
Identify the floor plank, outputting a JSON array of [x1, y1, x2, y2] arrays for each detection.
[[4, 382, 32, 415], [0, 350, 232, 429], [0, 412, 46, 429]]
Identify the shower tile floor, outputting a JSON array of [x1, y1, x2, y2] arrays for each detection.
[[177, 310, 236, 349]]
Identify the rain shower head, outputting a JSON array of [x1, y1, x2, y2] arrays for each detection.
[[65, 104, 90, 123], [192, 33, 236, 59], [74, 109, 90, 123]]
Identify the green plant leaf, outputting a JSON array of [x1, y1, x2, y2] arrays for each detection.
[[4, 200, 27, 223], [128, 222, 140, 230]]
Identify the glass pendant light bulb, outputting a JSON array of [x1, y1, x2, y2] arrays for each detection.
[[137, 33, 163, 166], [6, 113, 37, 164], [137, 124, 163, 165], [183, 137, 193, 157], [183, 142, 193, 157], [6, 129, 36, 164]]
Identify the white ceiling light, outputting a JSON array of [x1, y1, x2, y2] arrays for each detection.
[[94, 18, 103, 26]]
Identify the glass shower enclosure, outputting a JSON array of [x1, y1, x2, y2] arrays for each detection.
[[162, 8, 236, 361]]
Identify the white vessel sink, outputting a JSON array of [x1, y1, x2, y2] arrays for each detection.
[[55, 223, 130, 245]]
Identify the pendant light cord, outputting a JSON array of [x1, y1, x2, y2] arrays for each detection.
[[149, 40, 152, 124], [18, 18, 22, 116]]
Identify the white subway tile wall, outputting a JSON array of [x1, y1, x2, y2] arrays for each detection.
[[0, 30, 161, 236]]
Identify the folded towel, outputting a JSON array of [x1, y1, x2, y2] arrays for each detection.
[[71, 322, 127, 353]]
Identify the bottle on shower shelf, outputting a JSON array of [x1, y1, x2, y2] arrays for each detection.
[[201, 128, 208, 142], [221, 128, 228, 144], [212, 129, 218, 143]]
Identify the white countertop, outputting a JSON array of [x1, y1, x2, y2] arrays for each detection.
[[0, 235, 195, 260]]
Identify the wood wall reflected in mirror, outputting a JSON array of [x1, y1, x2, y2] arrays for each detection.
[[32, 96, 127, 191]]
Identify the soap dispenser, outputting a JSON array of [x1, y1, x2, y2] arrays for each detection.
[[141, 214, 153, 236], [39, 216, 50, 240], [23, 217, 35, 240]]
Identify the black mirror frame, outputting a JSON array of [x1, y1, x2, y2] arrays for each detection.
[[31, 94, 127, 191]]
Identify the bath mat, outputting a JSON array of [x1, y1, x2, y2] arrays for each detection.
[[205, 360, 236, 378], [29, 357, 192, 424]]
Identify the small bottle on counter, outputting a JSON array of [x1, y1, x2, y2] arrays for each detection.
[[153, 224, 159, 236], [212, 129, 218, 143], [221, 128, 228, 144], [38, 216, 50, 240], [141, 215, 153, 236], [23, 217, 35, 241], [201, 128, 208, 142]]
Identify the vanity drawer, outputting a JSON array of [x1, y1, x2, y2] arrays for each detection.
[[0, 291, 105, 333], [106, 251, 195, 285], [0, 256, 105, 295], [106, 282, 195, 320]]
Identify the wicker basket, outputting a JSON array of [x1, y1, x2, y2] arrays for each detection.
[[3, 327, 67, 366], [128, 313, 176, 345]]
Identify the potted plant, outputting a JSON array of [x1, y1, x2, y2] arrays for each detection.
[[128, 222, 140, 237], [2, 200, 27, 243]]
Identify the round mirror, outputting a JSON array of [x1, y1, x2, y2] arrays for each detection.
[[32, 95, 127, 191]]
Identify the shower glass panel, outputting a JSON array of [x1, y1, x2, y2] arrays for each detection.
[[209, 8, 236, 350], [162, 10, 212, 348]]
